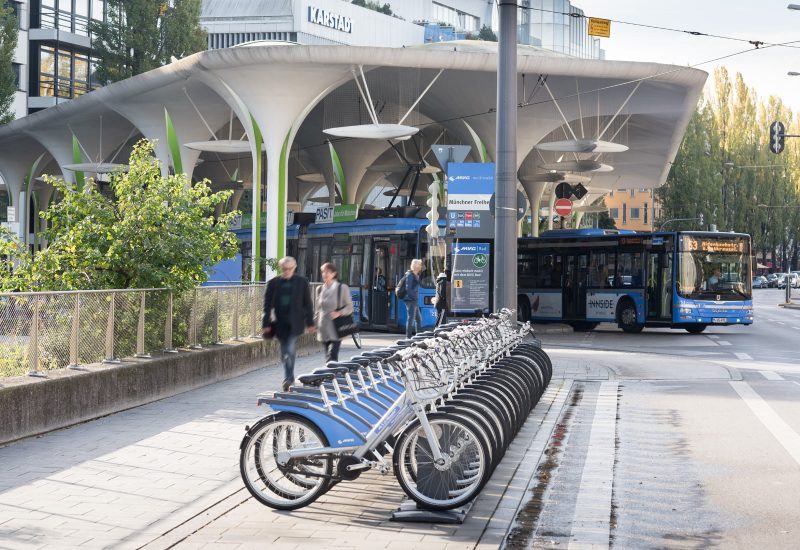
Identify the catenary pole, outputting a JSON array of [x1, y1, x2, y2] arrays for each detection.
[[495, 1, 518, 312]]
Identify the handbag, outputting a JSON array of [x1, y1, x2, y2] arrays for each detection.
[[333, 283, 359, 338]]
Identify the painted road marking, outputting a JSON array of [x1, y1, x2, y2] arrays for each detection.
[[760, 371, 785, 381], [793, 326, 800, 330], [777, 322, 786, 326], [568, 381, 618, 550], [730, 381, 800, 467], [735, 352, 752, 360], [717, 341, 732, 346], [707, 335, 720, 339]]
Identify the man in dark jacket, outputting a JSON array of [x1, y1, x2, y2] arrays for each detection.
[[263, 257, 315, 391], [435, 269, 450, 327]]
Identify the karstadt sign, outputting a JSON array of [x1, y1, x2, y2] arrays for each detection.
[[308, 6, 353, 33]]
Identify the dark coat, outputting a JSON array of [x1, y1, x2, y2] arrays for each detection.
[[435, 272, 449, 311], [263, 274, 314, 337]]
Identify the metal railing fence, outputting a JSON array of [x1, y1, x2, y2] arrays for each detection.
[[0, 284, 267, 378]]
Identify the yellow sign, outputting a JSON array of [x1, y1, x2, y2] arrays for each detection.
[[588, 18, 611, 38], [453, 279, 463, 289]]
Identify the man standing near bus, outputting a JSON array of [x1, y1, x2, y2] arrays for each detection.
[[400, 259, 423, 338]]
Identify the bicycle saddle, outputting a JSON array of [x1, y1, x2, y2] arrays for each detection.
[[348, 356, 374, 366], [395, 339, 415, 347], [325, 361, 362, 372], [314, 366, 350, 376], [298, 372, 335, 387]]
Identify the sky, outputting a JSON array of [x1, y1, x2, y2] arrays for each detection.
[[577, 0, 800, 115]]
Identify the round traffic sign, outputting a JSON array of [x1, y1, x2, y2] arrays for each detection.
[[554, 198, 573, 217]]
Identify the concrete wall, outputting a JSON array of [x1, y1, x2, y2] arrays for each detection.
[[0, 335, 319, 446]]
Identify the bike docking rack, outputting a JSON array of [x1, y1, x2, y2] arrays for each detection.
[[238, 309, 552, 524]]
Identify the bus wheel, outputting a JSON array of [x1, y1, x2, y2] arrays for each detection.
[[617, 301, 643, 333], [684, 324, 707, 334], [570, 322, 598, 332], [517, 295, 531, 323]]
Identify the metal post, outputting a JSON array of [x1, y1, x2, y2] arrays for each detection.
[[494, 0, 518, 313], [68, 294, 81, 369], [27, 295, 45, 377], [190, 288, 202, 349], [232, 286, 241, 341], [252, 286, 259, 338], [164, 291, 177, 353], [135, 292, 151, 358], [212, 287, 221, 344], [103, 293, 120, 363]]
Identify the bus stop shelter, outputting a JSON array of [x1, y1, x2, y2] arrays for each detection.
[[0, 41, 706, 276]]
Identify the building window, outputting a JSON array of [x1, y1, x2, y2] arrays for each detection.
[[644, 202, 648, 224], [622, 203, 627, 224], [630, 207, 640, 219], [629, 189, 635, 198], [40, 45, 56, 96], [6, 1, 22, 29], [41, 0, 56, 29], [12, 62, 21, 90], [609, 207, 619, 219], [38, 45, 95, 98]]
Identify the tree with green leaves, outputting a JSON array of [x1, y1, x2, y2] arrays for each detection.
[[90, 0, 206, 84], [1, 140, 239, 292], [0, 3, 19, 125], [477, 25, 497, 41]]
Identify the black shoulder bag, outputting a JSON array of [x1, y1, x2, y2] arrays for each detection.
[[333, 283, 359, 338]]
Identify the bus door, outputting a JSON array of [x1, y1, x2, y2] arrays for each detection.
[[646, 248, 673, 321], [563, 253, 589, 319], [371, 239, 392, 326]]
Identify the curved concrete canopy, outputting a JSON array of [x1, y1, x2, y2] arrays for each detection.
[[0, 40, 706, 260]]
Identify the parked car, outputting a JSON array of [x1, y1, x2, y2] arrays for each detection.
[[752, 276, 767, 289], [766, 273, 779, 287], [777, 273, 799, 289]]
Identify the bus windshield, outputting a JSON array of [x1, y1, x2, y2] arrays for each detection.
[[677, 236, 751, 301]]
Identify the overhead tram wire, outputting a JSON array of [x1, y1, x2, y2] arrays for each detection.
[[516, 4, 800, 51]]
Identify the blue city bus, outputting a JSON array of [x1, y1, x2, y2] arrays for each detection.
[[517, 229, 754, 333], [279, 216, 442, 332]]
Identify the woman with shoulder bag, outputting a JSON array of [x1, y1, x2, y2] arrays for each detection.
[[315, 262, 354, 362]]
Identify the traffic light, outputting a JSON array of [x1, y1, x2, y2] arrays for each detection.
[[426, 182, 440, 238], [769, 121, 785, 154]]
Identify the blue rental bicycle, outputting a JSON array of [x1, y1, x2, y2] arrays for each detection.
[[239, 311, 551, 511]]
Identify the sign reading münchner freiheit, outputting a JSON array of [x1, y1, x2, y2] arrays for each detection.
[[308, 6, 353, 33]]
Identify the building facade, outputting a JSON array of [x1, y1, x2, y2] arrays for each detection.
[[200, 0, 603, 59], [5, 0, 105, 118], [201, 0, 424, 49], [604, 188, 656, 232]]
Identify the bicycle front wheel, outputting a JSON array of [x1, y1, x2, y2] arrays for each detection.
[[240, 412, 332, 510], [393, 413, 490, 510]]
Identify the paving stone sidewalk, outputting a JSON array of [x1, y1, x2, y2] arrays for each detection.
[[0, 335, 585, 550], [0, 336, 396, 550]]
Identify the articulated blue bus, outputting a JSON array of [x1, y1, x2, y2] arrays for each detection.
[[517, 229, 754, 333]]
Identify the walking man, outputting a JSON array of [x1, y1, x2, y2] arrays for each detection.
[[263, 257, 315, 391], [401, 259, 423, 338]]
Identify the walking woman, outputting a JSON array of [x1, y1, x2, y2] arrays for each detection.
[[315, 262, 354, 362]]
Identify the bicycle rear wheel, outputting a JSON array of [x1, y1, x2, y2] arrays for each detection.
[[393, 413, 490, 510], [240, 412, 332, 510]]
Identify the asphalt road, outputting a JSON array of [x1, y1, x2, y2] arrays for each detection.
[[507, 289, 800, 549]]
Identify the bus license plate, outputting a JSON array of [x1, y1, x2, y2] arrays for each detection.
[[712, 317, 727, 324]]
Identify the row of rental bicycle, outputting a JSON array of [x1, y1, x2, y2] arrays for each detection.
[[239, 309, 553, 511]]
